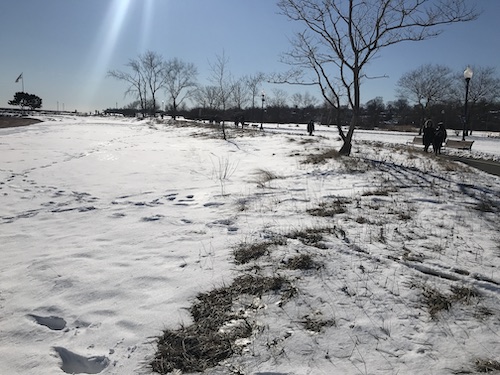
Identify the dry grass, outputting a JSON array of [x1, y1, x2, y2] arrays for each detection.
[[151, 273, 296, 374], [233, 241, 270, 264], [233, 237, 287, 265], [253, 168, 281, 188], [361, 186, 399, 196], [285, 225, 340, 249], [475, 358, 500, 373], [302, 148, 339, 164], [420, 284, 482, 319], [285, 253, 321, 270], [301, 314, 336, 333], [307, 197, 350, 217], [421, 286, 452, 319]]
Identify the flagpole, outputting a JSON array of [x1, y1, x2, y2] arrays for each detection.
[[15, 73, 24, 92]]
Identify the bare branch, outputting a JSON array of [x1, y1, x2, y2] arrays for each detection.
[[277, 0, 480, 154]]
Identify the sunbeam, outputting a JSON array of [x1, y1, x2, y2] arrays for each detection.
[[79, 0, 134, 110], [139, 0, 155, 52]]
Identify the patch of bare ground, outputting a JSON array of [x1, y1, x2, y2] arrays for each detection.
[[0, 116, 42, 128]]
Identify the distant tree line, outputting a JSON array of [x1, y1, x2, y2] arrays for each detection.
[[107, 50, 500, 132]]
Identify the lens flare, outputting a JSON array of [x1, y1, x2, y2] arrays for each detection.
[[79, 0, 133, 110]]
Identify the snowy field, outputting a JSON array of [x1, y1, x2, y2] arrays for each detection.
[[1, 116, 499, 375]]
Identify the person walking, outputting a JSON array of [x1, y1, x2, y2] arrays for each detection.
[[433, 122, 447, 155], [307, 119, 315, 136], [422, 119, 434, 152]]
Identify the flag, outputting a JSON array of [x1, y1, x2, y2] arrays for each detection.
[[15, 73, 23, 83]]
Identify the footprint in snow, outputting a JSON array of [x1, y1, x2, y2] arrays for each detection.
[[207, 218, 239, 233], [28, 314, 67, 331], [141, 214, 164, 222], [53, 346, 110, 374], [174, 194, 196, 206], [164, 193, 178, 201], [204, 202, 225, 207]]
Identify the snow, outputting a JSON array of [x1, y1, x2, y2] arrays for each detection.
[[1, 116, 499, 375]]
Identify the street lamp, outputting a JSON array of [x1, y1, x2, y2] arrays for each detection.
[[260, 91, 265, 130], [463, 66, 473, 141]]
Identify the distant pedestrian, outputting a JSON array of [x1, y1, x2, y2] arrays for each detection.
[[307, 120, 315, 136], [433, 122, 447, 155], [422, 119, 434, 152]]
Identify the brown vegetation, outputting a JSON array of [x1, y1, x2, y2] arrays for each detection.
[[0, 116, 42, 128]]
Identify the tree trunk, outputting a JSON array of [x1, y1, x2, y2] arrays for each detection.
[[339, 65, 360, 156], [338, 115, 356, 155]]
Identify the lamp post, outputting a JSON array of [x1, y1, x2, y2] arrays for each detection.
[[463, 66, 473, 141], [260, 91, 265, 130]]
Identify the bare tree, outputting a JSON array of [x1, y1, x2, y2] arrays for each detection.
[[244, 72, 266, 108], [397, 64, 455, 133], [108, 60, 148, 115], [291, 91, 318, 108], [268, 88, 289, 108], [268, 88, 290, 124], [277, 0, 479, 155], [208, 50, 234, 139], [365, 96, 385, 128], [291, 93, 303, 109], [465, 66, 500, 105], [108, 50, 167, 115], [209, 50, 234, 113], [164, 58, 198, 119], [303, 92, 318, 108], [140, 51, 167, 114], [193, 86, 220, 110], [231, 78, 251, 109]]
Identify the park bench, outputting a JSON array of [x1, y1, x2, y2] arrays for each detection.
[[444, 139, 474, 150], [408, 136, 423, 146]]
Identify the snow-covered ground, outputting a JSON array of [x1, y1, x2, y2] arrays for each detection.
[[1, 116, 499, 375]]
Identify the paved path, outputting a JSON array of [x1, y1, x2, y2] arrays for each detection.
[[446, 155, 500, 177]]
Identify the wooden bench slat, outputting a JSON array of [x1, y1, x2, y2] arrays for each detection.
[[445, 139, 474, 150], [409, 136, 423, 145], [408, 136, 473, 151]]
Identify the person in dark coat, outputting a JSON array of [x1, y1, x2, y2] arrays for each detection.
[[433, 122, 447, 155], [422, 119, 434, 152], [307, 120, 315, 136]]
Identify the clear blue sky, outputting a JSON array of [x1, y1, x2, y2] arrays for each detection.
[[1, 0, 499, 113]]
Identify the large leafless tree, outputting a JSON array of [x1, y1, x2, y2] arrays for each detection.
[[244, 72, 266, 108], [208, 50, 234, 139], [108, 60, 148, 114], [193, 86, 220, 110], [291, 91, 318, 109], [164, 58, 198, 119], [231, 78, 251, 110], [397, 64, 455, 133], [108, 50, 167, 115], [464, 66, 500, 107], [208, 50, 234, 114], [277, 0, 479, 155]]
